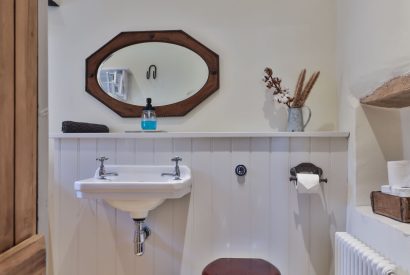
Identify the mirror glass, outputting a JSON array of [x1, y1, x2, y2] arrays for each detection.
[[97, 42, 209, 107]]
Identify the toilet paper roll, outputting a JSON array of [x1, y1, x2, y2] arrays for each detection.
[[388, 160, 410, 187], [381, 185, 392, 195], [296, 173, 320, 194]]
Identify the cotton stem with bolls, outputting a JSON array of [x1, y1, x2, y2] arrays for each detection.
[[263, 67, 293, 107], [263, 68, 320, 108]]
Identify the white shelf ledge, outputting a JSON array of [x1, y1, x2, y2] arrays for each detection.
[[351, 206, 410, 273], [49, 131, 350, 139], [355, 206, 410, 236]]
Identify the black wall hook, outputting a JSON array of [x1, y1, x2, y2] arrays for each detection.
[[146, 65, 157, 79]]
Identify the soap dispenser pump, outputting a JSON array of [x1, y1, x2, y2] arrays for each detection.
[[141, 98, 157, 131]]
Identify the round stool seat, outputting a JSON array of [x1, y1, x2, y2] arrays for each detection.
[[202, 258, 281, 275]]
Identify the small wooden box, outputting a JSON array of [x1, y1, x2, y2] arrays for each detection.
[[371, 191, 410, 223]]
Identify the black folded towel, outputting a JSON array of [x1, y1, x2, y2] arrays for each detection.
[[62, 121, 109, 133]]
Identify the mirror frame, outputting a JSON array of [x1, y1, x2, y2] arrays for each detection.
[[86, 30, 219, 117]]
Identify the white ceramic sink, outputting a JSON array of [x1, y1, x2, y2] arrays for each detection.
[[74, 165, 192, 218]]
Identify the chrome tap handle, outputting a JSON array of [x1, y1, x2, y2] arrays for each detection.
[[171, 157, 182, 163], [96, 157, 109, 176], [96, 156, 109, 164], [171, 157, 182, 179], [171, 157, 181, 171]]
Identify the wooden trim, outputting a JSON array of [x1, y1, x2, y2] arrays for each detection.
[[360, 74, 410, 108], [86, 30, 219, 117], [0, 235, 45, 275], [14, 0, 38, 243], [0, 0, 15, 254]]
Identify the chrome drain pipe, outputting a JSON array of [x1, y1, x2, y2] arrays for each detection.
[[134, 219, 151, 256]]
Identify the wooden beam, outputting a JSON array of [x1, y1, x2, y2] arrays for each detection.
[[0, 0, 15, 254], [0, 235, 45, 275], [14, 0, 38, 243], [360, 74, 410, 108]]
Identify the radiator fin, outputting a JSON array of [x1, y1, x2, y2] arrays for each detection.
[[335, 232, 396, 275]]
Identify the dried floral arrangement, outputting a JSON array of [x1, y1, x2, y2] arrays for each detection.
[[263, 68, 320, 108]]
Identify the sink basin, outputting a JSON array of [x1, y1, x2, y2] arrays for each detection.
[[74, 165, 192, 218]]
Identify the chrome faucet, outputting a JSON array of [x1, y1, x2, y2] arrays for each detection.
[[96, 157, 118, 179], [161, 157, 182, 180]]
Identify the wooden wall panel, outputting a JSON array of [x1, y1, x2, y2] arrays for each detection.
[[50, 137, 348, 275], [0, 0, 15, 254], [0, 0, 40, 273], [14, 0, 38, 244], [0, 235, 45, 275]]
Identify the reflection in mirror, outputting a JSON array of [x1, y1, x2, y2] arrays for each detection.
[[86, 30, 219, 117], [97, 42, 209, 107]]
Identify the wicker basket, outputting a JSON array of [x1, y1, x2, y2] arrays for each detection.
[[371, 191, 410, 223]]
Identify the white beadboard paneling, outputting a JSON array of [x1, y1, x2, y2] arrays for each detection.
[[249, 137, 271, 258], [96, 139, 117, 275], [116, 139, 136, 165], [78, 139, 98, 275], [135, 139, 154, 165], [309, 138, 332, 275], [289, 137, 311, 275], [153, 139, 175, 275], [172, 194, 191, 275], [115, 216, 135, 275], [116, 139, 137, 275], [50, 136, 348, 275], [50, 139, 61, 273], [210, 138, 232, 259], [269, 137, 290, 274], [191, 138, 213, 274], [330, 138, 348, 236], [134, 139, 155, 273], [58, 139, 79, 275], [172, 138, 192, 275], [230, 138, 252, 258]]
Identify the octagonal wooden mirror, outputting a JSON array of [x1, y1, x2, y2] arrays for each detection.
[[86, 30, 219, 117]]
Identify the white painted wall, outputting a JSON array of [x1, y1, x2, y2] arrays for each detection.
[[337, 0, 410, 272], [49, 136, 347, 275], [337, 0, 408, 206], [402, 107, 410, 160], [48, 0, 338, 133]]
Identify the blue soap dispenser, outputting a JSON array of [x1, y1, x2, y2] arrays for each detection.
[[141, 98, 157, 131]]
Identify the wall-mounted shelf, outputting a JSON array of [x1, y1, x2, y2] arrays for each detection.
[[49, 131, 350, 139], [360, 74, 410, 108]]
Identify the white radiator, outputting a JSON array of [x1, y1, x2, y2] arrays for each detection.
[[335, 232, 396, 275]]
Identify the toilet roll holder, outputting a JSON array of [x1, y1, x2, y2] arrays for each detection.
[[289, 163, 328, 183]]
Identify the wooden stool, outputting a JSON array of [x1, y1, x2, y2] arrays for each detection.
[[202, 258, 281, 275]]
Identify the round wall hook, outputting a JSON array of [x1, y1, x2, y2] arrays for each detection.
[[235, 164, 247, 176]]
